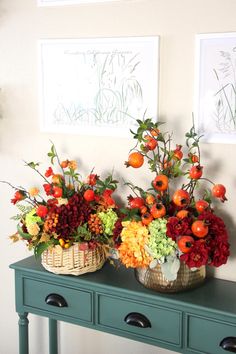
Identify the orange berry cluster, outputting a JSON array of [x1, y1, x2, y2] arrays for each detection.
[[88, 214, 103, 235], [43, 212, 59, 233]]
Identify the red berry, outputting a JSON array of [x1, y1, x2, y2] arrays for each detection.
[[212, 184, 227, 202], [195, 200, 209, 213], [191, 220, 208, 238], [129, 197, 145, 209], [144, 135, 158, 150], [177, 236, 195, 253], [172, 190, 190, 207], [189, 165, 203, 180]]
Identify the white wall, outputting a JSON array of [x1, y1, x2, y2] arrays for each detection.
[[1, 0, 236, 353]]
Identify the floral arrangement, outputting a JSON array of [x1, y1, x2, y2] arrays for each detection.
[[118, 119, 230, 280], [4, 144, 121, 257]]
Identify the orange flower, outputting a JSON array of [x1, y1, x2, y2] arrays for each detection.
[[118, 221, 151, 268], [68, 160, 78, 170]]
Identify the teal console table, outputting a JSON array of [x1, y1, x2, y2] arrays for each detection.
[[10, 256, 236, 354]]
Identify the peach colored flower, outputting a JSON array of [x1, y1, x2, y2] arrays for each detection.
[[68, 160, 78, 170], [28, 187, 40, 197], [27, 223, 40, 236]]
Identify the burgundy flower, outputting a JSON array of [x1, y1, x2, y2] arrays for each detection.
[[208, 233, 230, 267], [180, 240, 210, 268], [167, 216, 192, 241], [198, 211, 226, 236], [112, 218, 123, 247]]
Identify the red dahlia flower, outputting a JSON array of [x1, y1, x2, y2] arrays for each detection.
[[180, 240, 210, 268], [166, 216, 193, 241]]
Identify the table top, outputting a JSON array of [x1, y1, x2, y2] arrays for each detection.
[[10, 256, 236, 317]]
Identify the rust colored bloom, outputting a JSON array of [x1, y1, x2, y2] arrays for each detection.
[[43, 183, 53, 196], [45, 167, 53, 177], [87, 173, 98, 186], [36, 205, 48, 218], [11, 190, 25, 204], [102, 189, 116, 207]]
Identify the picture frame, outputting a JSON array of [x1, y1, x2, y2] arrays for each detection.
[[39, 37, 159, 137], [195, 32, 236, 144], [38, 0, 123, 6]]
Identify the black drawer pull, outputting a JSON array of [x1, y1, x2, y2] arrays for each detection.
[[220, 337, 236, 352], [45, 293, 68, 308], [124, 312, 151, 328]]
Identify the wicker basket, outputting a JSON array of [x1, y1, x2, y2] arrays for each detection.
[[41, 243, 106, 276], [135, 262, 206, 293]]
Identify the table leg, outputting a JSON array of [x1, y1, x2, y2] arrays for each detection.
[[18, 312, 29, 354], [49, 318, 58, 354]]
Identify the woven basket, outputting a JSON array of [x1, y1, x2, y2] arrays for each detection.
[[41, 243, 106, 276], [135, 262, 206, 293]]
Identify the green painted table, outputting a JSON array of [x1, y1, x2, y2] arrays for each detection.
[[10, 256, 236, 354]]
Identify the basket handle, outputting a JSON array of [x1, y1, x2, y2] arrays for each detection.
[[45, 293, 68, 308], [124, 312, 151, 328]]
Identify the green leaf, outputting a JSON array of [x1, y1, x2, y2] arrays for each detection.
[[25, 161, 40, 169], [75, 224, 92, 242], [34, 242, 50, 258], [119, 208, 129, 215], [130, 208, 140, 215], [47, 144, 56, 164], [17, 224, 31, 240], [202, 189, 212, 204]]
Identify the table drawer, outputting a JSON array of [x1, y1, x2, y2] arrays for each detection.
[[23, 277, 92, 323], [186, 314, 236, 353], [97, 293, 182, 346]]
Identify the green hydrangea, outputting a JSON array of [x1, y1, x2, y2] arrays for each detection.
[[147, 219, 177, 262], [25, 209, 42, 229], [98, 209, 118, 236]]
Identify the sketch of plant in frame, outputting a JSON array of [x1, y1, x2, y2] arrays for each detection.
[[53, 50, 144, 129], [213, 47, 236, 133]]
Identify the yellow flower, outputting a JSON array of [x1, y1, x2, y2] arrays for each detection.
[[27, 223, 40, 236], [68, 160, 78, 170], [28, 187, 40, 197], [118, 221, 151, 268], [39, 233, 50, 243]]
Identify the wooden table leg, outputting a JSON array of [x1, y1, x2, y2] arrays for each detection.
[[49, 318, 58, 354], [18, 312, 29, 354]]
